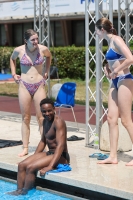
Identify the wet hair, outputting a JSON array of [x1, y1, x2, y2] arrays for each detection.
[[40, 98, 54, 108], [96, 18, 117, 35], [24, 29, 38, 43]]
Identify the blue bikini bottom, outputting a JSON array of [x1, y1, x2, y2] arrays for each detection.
[[112, 73, 133, 90]]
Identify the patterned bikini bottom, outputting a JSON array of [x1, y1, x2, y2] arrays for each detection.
[[19, 78, 46, 96]]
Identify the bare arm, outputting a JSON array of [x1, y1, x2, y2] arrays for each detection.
[[112, 36, 133, 75], [48, 119, 66, 168], [104, 63, 111, 79], [43, 47, 52, 79], [10, 48, 21, 82], [34, 134, 46, 154]]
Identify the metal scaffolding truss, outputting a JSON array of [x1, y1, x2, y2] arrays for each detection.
[[34, 0, 50, 96], [118, 0, 133, 46], [34, 0, 50, 47], [85, 0, 111, 147], [85, 0, 133, 148]]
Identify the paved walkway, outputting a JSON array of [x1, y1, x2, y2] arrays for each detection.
[[0, 95, 86, 124], [0, 88, 133, 198], [0, 112, 133, 199], [0, 95, 108, 125]]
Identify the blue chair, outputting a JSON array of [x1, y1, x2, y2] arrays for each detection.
[[54, 82, 79, 131]]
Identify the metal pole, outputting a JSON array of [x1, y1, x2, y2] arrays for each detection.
[[125, 0, 129, 46], [34, 0, 36, 30], [84, 0, 114, 148], [109, 0, 113, 23], [95, 0, 102, 149], [47, 0, 51, 98], [47, 0, 50, 49], [42, 0, 44, 44], [39, 0, 42, 44], [85, 0, 89, 146], [118, 0, 121, 36], [34, 0, 50, 96]]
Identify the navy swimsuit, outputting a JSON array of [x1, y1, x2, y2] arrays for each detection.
[[105, 48, 133, 90], [105, 48, 125, 61]]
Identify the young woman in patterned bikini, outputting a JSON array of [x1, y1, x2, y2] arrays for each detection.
[[10, 29, 51, 157]]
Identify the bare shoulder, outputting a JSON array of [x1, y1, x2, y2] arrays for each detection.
[[113, 35, 125, 46], [54, 115, 66, 128], [11, 45, 25, 59], [38, 44, 51, 56], [14, 45, 25, 53], [38, 44, 48, 50], [113, 35, 132, 56]]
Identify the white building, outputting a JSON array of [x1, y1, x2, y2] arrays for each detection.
[[0, 0, 131, 47]]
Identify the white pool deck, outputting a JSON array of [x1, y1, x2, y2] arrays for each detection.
[[0, 111, 133, 200]]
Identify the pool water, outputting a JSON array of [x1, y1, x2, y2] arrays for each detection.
[[0, 179, 72, 200]]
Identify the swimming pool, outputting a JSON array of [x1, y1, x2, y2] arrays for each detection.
[[0, 179, 72, 200]]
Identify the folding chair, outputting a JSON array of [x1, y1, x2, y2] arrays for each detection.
[[54, 82, 79, 131]]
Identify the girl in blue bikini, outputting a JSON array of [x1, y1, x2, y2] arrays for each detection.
[[95, 18, 133, 165], [10, 29, 51, 157]]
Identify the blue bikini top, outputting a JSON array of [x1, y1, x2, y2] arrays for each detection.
[[105, 48, 125, 61]]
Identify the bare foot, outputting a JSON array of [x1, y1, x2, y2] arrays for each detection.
[[7, 188, 28, 196], [126, 160, 133, 166], [97, 156, 118, 164], [7, 189, 23, 196], [21, 188, 28, 195], [18, 147, 28, 157]]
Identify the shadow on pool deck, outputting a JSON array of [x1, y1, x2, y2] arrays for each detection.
[[0, 112, 132, 199]]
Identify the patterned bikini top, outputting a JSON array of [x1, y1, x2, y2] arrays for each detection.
[[20, 52, 44, 67]]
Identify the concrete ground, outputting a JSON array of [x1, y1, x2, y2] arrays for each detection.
[[0, 111, 133, 199]]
